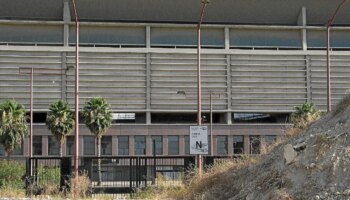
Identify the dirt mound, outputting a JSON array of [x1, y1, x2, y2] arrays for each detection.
[[196, 102, 350, 200]]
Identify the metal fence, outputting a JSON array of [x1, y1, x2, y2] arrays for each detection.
[[25, 156, 238, 195], [80, 156, 195, 194], [26, 157, 71, 194]]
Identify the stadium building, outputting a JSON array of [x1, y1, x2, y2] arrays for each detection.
[[0, 0, 349, 157]]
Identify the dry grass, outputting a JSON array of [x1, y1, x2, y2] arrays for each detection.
[[68, 173, 91, 199], [179, 156, 259, 199], [133, 174, 186, 199], [291, 113, 321, 130], [133, 156, 259, 200], [261, 139, 284, 155], [286, 128, 303, 138], [333, 94, 350, 116], [0, 187, 25, 198]]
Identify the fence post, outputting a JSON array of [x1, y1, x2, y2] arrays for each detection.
[[184, 156, 196, 170], [152, 140, 156, 185], [25, 158, 33, 196], [60, 157, 72, 191], [81, 157, 92, 180], [204, 156, 214, 169], [183, 156, 196, 182], [129, 157, 133, 189]]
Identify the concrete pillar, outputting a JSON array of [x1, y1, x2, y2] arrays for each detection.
[[244, 135, 250, 154], [306, 55, 311, 103], [79, 136, 84, 156], [62, 139, 67, 156], [42, 136, 48, 156], [163, 136, 168, 155], [298, 7, 307, 50], [63, 0, 71, 46], [23, 138, 29, 156], [213, 136, 217, 155], [61, 52, 67, 100], [129, 136, 135, 156], [146, 26, 151, 48], [226, 55, 232, 124], [146, 53, 151, 125], [112, 136, 118, 156], [179, 135, 185, 155], [146, 135, 152, 155], [227, 135, 233, 155], [145, 27, 152, 125], [224, 27, 230, 50]]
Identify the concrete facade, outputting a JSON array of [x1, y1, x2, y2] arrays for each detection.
[[1, 0, 349, 157]]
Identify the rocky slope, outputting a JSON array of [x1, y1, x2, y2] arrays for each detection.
[[196, 97, 350, 200]]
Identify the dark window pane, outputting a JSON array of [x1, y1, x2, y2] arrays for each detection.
[[118, 136, 129, 155], [134, 136, 146, 155], [0, 144, 4, 156], [185, 135, 190, 155], [168, 136, 179, 155], [48, 136, 59, 155], [250, 136, 261, 154], [84, 136, 95, 155], [33, 136, 42, 155], [217, 136, 228, 155], [101, 136, 112, 155], [233, 136, 244, 154], [151, 136, 163, 155], [66, 136, 75, 156]]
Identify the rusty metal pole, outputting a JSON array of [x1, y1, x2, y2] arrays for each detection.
[[197, 0, 209, 176], [325, 0, 348, 112], [29, 67, 33, 158], [326, 25, 331, 112], [72, 0, 79, 177], [210, 90, 213, 156]]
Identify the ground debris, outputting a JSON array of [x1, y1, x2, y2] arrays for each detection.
[[190, 95, 350, 200]]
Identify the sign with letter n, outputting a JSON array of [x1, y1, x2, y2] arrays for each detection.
[[190, 126, 208, 155]]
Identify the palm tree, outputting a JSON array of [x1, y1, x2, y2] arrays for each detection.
[[291, 102, 321, 129], [0, 99, 29, 160], [82, 97, 112, 185], [46, 100, 75, 157]]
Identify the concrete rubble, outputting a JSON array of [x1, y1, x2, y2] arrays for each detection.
[[195, 99, 350, 200]]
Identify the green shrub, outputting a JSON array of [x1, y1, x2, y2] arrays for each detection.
[[37, 166, 61, 194], [0, 160, 26, 189], [290, 102, 321, 129]]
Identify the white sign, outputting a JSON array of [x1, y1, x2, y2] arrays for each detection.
[[190, 126, 208, 155]]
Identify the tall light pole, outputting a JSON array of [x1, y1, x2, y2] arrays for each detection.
[[19, 67, 66, 160], [29, 68, 33, 158], [197, 0, 209, 176], [71, 0, 79, 177], [326, 0, 348, 112], [209, 90, 213, 156]]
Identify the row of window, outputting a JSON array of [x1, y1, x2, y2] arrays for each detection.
[[0, 135, 277, 156], [3, 24, 350, 49]]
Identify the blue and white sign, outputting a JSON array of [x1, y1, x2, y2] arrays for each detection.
[[190, 126, 208, 155]]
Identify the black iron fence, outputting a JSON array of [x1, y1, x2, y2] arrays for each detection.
[[26, 155, 238, 195], [26, 157, 71, 194], [80, 156, 196, 194]]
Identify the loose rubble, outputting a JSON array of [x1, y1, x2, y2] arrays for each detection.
[[195, 97, 350, 200]]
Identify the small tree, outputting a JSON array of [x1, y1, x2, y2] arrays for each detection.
[[82, 97, 112, 185], [0, 99, 29, 159], [46, 100, 75, 157]]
